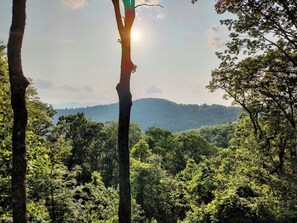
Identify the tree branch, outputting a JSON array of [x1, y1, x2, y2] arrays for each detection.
[[112, 0, 124, 35], [124, 0, 135, 29], [135, 3, 164, 8]]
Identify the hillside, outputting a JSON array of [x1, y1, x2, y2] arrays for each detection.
[[54, 98, 241, 132]]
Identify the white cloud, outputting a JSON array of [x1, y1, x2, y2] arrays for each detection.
[[32, 79, 93, 93], [206, 25, 228, 49], [62, 85, 81, 92], [156, 11, 165, 19], [146, 85, 162, 94], [33, 79, 54, 89], [83, 86, 94, 92], [61, 85, 94, 92], [62, 0, 86, 9]]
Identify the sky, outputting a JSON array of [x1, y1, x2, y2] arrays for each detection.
[[0, 0, 232, 108]]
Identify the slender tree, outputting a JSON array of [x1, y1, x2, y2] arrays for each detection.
[[111, 2, 163, 221], [111, 0, 135, 222], [7, 0, 29, 222]]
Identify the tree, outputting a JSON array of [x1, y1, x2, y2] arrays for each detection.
[[204, 1, 297, 219], [131, 152, 176, 223], [213, 0, 296, 64], [131, 139, 152, 163], [145, 127, 174, 156], [110, 0, 163, 221], [144, 127, 178, 173], [0, 48, 57, 221], [111, 0, 136, 221], [167, 132, 217, 174], [96, 121, 141, 188], [198, 123, 236, 148], [7, 0, 30, 222], [207, 0, 297, 176], [56, 113, 105, 179]]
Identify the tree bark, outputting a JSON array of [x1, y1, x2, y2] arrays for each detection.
[[116, 28, 133, 223], [7, 0, 29, 222], [116, 72, 132, 223], [111, 1, 135, 222]]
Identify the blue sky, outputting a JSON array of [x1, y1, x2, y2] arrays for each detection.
[[0, 0, 231, 108]]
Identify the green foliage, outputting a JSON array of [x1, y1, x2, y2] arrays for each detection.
[[198, 123, 236, 148], [28, 200, 51, 223], [208, 0, 297, 178], [203, 1, 297, 221], [0, 45, 12, 220], [56, 113, 105, 168], [131, 139, 152, 162], [145, 127, 174, 155], [67, 171, 118, 223], [1, 37, 297, 222], [131, 153, 177, 223], [180, 148, 277, 223], [214, 0, 296, 59], [169, 132, 217, 174], [0, 46, 119, 222], [229, 117, 297, 220]]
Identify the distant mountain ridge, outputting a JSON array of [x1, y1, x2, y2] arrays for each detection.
[[54, 98, 241, 132]]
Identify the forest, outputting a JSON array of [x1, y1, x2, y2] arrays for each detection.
[[1, 0, 297, 222], [54, 98, 241, 132]]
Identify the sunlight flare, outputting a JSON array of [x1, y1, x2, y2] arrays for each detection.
[[131, 30, 141, 42]]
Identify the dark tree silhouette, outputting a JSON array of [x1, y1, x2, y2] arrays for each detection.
[[111, 0, 136, 222], [111, 2, 163, 221], [7, 0, 29, 222]]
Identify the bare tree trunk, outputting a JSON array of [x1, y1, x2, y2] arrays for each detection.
[[7, 0, 29, 222], [117, 37, 133, 223], [111, 1, 135, 222]]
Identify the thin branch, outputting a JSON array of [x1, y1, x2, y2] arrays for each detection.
[[112, 0, 124, 35], [240, 9, 297, 67], [135, 3, 164, 8]]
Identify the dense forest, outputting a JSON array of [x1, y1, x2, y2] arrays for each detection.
[[54, 98, 241, 132], [1, 43, 297, 222], [1, 0, 297, 222]]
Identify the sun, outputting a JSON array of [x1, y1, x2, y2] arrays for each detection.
[[131, 30, 141, 42]]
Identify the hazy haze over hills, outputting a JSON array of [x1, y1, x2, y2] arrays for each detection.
[[54, 98, 241, 132]]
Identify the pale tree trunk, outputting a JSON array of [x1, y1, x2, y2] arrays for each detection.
[[7, 0, 29, 222], [111, 1, 135, 222]]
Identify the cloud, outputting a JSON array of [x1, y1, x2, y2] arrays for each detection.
[[206, 25, 228, 49], [62, 0, 86, 9], [156, 11, 165, 19], [83, 86, 94, 92], [61, 84, 95, 92], [62, 85, 81, 92], [146, 85, 162, 94], [33, 79, 54, 89]]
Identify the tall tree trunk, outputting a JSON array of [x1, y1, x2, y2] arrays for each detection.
[[117, 36, 133, 223], [111, 1, 135, 222], [7, 0, 29, 222]]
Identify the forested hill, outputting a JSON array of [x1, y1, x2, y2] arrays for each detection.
[[54, 98, 241, 132]]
